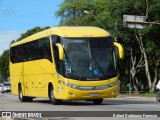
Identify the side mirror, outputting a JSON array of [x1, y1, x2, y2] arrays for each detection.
[[55, 43, 64, 60], [113, 42, 124, 59]]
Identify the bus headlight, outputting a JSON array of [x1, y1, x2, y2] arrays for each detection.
[[63, 82, 79, 89], [109, 81, 118, 87]]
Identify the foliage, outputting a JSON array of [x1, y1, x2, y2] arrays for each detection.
[[140, 93, 156, 97], [57, 0, 160, 92], [56, 0, 111, 28], [0, 50, 9, 80], [1, 0, 160, 92]]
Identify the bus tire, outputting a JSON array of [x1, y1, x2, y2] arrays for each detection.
[[18, 85, 33, 102], [92, 99, 103, 105], [49, 85, 61, 105], [156, 91, 160, 102]]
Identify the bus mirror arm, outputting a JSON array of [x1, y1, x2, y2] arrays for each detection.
[[55, 43, 64, 60], [113, 42, 124, 59]]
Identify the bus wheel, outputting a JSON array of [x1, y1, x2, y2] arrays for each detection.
[[156, 91, 160, 102], [49, 85, 61, 105], [18, 85, 33, 102], [92, 99, 103, 105]]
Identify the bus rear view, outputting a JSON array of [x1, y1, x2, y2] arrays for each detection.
[[10, 26, 124, 105]]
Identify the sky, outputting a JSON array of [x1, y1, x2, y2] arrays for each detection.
[[0, 0, 63, 55]]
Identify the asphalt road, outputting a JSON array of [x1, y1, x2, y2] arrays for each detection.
[[0, 93, 160, 120]]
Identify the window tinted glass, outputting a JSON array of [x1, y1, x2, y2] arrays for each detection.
[[10, 37, 52, 63], [62, 37, 117, 80]]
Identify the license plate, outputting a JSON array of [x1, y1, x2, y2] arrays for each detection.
[[90, 92, 99, 96]]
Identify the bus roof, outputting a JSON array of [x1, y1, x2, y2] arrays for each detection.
[[11, 26, 110, 47]]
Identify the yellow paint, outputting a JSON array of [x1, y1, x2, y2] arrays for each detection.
[[113, 42, 124, 59]]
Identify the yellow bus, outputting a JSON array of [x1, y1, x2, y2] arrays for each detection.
[[10, 26, 124, 105]]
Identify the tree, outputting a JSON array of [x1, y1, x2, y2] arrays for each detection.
[[109, 0, 160, 93], [56, 0, 112, 28], [56, 0, 94, 26], [0, 50, 9, 80], [57, 0, 160, 93]]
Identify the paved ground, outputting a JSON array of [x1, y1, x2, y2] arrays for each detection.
[[0, 93, 160, 120]]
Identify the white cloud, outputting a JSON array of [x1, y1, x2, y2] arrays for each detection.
[[0, 30, 24, 55]]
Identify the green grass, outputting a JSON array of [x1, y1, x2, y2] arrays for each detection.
[[119, 93, 156, 97], [140, 93, 156, 97]]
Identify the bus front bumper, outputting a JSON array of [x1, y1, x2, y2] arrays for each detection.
[[61, 85, 118, 100]]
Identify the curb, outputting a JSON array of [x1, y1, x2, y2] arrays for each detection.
[[117, 96, 156, 100]]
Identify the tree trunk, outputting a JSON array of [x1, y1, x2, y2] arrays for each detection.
[[135, 32, 152, 93], [130, 49, 139, 94], [151, 61, 159, 93], [134, 78, 139, 94], [143, 50, 152, 93]]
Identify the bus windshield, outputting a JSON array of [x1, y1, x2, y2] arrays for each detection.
[[62, 37, 117, 80]]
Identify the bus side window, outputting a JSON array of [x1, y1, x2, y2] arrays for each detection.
[[10, 45, 23, 63], [10, 47, 15, 63], [52, 36, 63, 75]]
